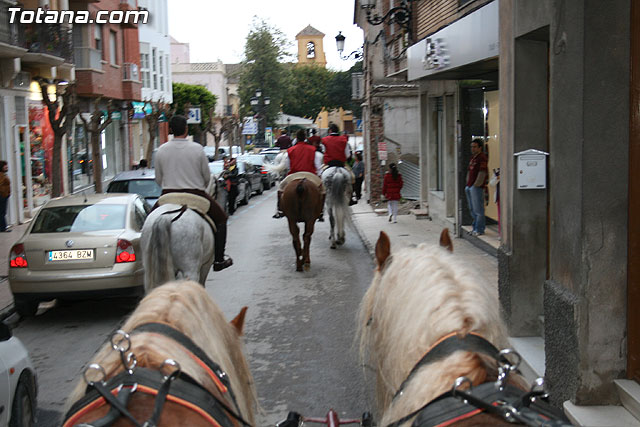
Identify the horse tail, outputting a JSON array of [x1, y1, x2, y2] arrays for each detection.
[[296, 179, 306, 219], [144, 213, 175, 292], [296, 179, 306, 197], [328, 170, 354, 229], [264, 152, 288, 175]]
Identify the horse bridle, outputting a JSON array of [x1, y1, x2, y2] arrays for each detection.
[[385, 333, 572, 427], [63, 323, 253, 427]]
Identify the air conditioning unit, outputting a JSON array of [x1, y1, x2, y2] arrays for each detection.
[[13, 72, 31, 89]]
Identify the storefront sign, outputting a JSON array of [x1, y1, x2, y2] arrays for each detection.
[[242, 117, 257, 135], [407, 0, 498, 81], [131, 101, 152, 119]]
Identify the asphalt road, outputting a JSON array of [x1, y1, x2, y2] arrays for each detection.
[[10, 185, 376, 426]]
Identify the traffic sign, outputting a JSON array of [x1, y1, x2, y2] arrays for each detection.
[[187, 107, 201, 124]]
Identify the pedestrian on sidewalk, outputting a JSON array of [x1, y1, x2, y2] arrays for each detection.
[[352, 152, 364, 201], [0, 161, 10, 232], [382, 163, 403, 223], [464, 138, 488, 236]]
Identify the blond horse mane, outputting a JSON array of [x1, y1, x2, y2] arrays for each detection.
[[66, 280, 257, 425], [357, 231, 513, 426]]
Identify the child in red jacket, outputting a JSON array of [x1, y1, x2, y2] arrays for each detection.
[[382, 163, 403, 223]]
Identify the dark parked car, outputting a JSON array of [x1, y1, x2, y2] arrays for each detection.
[[237, 154, 275, 190], [106, 169, 162, 207]]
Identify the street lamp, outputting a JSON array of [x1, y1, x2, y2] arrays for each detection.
[[335, 31, 363, 60], [359, 0, 413, 40], [250, 89, 270, 148]]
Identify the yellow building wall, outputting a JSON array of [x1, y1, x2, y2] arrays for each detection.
[[296, 36, 327, 67]]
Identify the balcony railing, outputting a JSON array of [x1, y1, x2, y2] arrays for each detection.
[[74, 47, 102, 69], [0, 2, 26, 48], [25, 23, 73, 62], [123, 62, 139, 81]]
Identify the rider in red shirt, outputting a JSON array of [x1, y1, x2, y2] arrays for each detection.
[[321, 123, 356, 205], [273, 129, 324, 219], [322, 124, 349, 167]]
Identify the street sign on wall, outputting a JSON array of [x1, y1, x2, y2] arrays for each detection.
[[242, 117, 258, 135], [186, 107, 201, 124]]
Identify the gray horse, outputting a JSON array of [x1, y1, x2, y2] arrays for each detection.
[[140, 204, 215, 292], [321, 166, 353, 249]]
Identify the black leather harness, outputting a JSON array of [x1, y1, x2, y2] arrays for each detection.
[[63, 322, 252, 427], [384, 333, 572, 427]]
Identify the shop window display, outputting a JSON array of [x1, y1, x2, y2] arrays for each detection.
[[28, 105, 53, 206]]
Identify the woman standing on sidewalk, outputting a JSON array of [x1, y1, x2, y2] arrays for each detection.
[[382, 163, 403, 223], [0, 161, 10, 232]]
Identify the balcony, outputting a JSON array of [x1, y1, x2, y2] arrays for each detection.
[[74, 47, 102, 70], [0, 2, 27, 59], [119, 0, 138, 28], [22, 23, 73, 66], [123, 62, 139, 81]]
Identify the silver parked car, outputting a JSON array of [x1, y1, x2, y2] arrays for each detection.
[[9, 193, 147, 317]]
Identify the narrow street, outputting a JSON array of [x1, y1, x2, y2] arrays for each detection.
[[10, 186, 376, 426]]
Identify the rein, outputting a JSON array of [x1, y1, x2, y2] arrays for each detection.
[[64, 323, 252, 427], [385, 334, 571, 427]]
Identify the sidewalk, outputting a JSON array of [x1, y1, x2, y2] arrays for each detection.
[[0, 222, 31, 320], [350, 198, 498, 287]]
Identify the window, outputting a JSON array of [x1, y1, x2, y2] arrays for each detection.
[[109, 31, 117, 65], [306, 42, 315, 58], [140, 52, 150, 88], [158, 54, 164, 91], [152, 48, 157, 89], [94, 24, 103, 57], [32, 205, 127, 233]]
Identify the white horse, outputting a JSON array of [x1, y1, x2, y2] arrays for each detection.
[[141, 204, 215, 293], [270, 150, 289, 180], [321, 166, 353, 249]]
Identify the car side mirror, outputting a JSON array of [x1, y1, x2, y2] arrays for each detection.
[[0, 322, 12, 341]]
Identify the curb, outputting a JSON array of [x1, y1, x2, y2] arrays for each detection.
[[350, 208, 375, 262]]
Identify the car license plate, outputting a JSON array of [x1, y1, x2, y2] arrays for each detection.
[[48, 249, 94, 261]]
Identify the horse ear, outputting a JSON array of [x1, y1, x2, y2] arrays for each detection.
[[230, 306, 248, 336], [439, 228, 453, 252], [375, 231, 391, 268]]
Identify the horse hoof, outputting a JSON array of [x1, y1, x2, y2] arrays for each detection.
[[296, 265, 303, 272], [330, 243, 337, 249], [303, 263, 310, 271]]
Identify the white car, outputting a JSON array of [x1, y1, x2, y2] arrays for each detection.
[[0, 322, 36, 426]]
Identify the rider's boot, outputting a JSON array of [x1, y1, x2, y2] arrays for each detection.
[[213, 222, 233, 271], [273, 190, 284, 219]]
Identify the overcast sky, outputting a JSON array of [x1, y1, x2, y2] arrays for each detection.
[[166, 0, 364, 71]]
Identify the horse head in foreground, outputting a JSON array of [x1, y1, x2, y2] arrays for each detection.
[[141, 196, 215, 292], [64, 280, 257, 427], [357, 229, 571, 426]]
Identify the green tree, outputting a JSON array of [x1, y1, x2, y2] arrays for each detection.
[[238, 19, 291, 127], [327, 61, 363, 118], [171, 82, 217, 143], [281, 64, 332, 119]]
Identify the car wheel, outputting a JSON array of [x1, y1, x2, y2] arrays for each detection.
[[241, 185, 251, 205], [14, 298, 39, 317], [257, 182, 263, 195], [263, 180, 270, 191], [9, 375, 35, 427]]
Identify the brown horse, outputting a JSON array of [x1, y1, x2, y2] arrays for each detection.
[[357, 230, 569, 426], [64, 281, 257, 427], [281, 177, 323, 271]]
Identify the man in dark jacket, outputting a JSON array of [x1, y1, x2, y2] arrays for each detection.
[[275, 129, 292, 150]]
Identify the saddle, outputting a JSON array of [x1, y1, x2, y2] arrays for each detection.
[[157, 193, 216, 233]]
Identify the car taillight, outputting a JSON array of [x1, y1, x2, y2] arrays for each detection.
[[10, 244, 27, 268], [261, 166, 268, 174], [116, 239, 136, 263]]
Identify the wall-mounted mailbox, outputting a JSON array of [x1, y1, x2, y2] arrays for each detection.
[[514, 149, 549, 189]]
